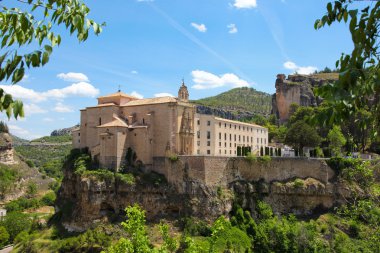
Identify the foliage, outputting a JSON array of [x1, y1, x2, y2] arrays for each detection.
[[328, 125, 347, 156], [115, 173, 135, 185], [0, 121, 9, 133], [0, 165, 18, 198], [193, 87, 272, 117], [245, 152, 257, 162], [40, 191, 56, 206], [0, 0, 104, 118], [26, 181, 37, 197], [168, 154, 179, 162], [5, 191, 56, 212], [0, 212, 32, 242], [257, 155, 271, 164], [180, 217, 211, 237], [0, 226, 9, 248], [314, 1, 380, 137], [158, 223, 177, 253], [31, 135, 72, 143], [285, 120, 321, 155], [293, 178, 305, 188], [15, 144, 71, 179]]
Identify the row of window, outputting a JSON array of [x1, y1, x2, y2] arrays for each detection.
[[196, 119, 266, 134], [197, 131, 266, 145]]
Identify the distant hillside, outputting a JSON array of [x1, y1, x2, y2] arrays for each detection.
[[31, 135, 72, 143], [10, 134, 29, 146], [192, 87, 272, 120], [50, 124, 79, 136]]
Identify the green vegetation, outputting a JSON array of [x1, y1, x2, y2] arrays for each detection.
[[15, 144, 71, 179], [0, 121, 9, 133], [31, 135, 72, 143], [5, 191, 56, 212], [0, 165, 19, 198], [168, 154, 179, 162], [193, 87, 272, 116], [285, 121, 321, 155]]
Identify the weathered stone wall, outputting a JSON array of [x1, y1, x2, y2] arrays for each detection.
[[156, 156, 334, 187]]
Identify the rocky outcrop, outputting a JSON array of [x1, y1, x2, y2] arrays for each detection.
[[196, 105, 257, 121], [51, 124, 79, 136], [0, 133, 15, 164], [58, 157, 359, 231], [272, 73, 338, 123]]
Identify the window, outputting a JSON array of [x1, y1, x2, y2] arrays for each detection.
[[243, 127, 245, 131], [251, 128, 253, 132], [234, 134, 236, 141], [243, 136, 245, 142], [257, 129, 259, 133], [230, 134, 232, 141], [234, 125, 236, 129], [261, 138, 263, 144], [239, 126, 241, 130], [225, 150, 227, 154], [78, 133, 80, 136], [207, 150, 211, 155], [261, 129, 263, 133], [225, 142, 227, 147], [225, 123, 227, 128], [224, 133, 227, 140], [99, 117, 102, 125], [234, 143, 236, 147], [207, 141, 211, 146], [219, 132, 221, 139], [197, 131, 200, 138], [230, 143, 232, 147], [197, 141, 200, 146], [230, 124, 231, 128], [219, 122, 221, 127], [257, 138, 259, 143], [251, 137, 253, 143], [230, 150, 232, 154], [219, 142, 221, 147], [207, 121, 211, 126], [207, 131, 211, 139], [78, 140, 80, 143], [239, 135, 241, 141], [197, 120, 200, 125]]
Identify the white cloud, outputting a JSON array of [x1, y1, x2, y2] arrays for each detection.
[[227, 24, 238, 34], [233, 0, 257, 9], [131, 70, 138, 74], [154, 93, 174, 97], [283, 61, 318, 75], [24, 103, 47, 115], [0, 85, 46, 102], [130, 91, 144, 99], [191, 23, 207, 33], [53, 102, 73, 113], [0, 82, 99, 103], [8, 124, 42, 140], [191, 70, 250, 90], [57, 72, 89, 82], [43, 82, 99, 99]]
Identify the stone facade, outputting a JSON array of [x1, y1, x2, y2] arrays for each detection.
[[73, 83, 268, 171]]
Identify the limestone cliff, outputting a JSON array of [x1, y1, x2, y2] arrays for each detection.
[[272, 73, 338, 123], [57, 157, 358, 232]]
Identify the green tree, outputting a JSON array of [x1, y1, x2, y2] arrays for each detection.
[[26, 181, 37, 197], [285, 121, 321, 156], [0, 226, 9, 247], [328, 125, 347, 157], [0, 212, 32, 242], [0, 0, 103, 118], [0, 166, 18, 198], [315, 1, 380, 136]]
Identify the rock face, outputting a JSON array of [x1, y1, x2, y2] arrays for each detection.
[[196, 105, 257, 121], [0, 133, 15, 164], [272, 73, 338, 123], [58, 157, 356, 232], [50, 124, 79, 136]]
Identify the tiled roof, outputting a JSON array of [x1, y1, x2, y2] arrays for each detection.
[[98, 91, 139, 100], [122, 96, 178, 106]]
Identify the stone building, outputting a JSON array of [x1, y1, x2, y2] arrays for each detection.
[[73, 82, 268, 171]]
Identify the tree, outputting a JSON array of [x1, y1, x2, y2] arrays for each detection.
[[285, 121, 321, 156], [0, 226, 9, 248], [328, 125, 346, 157], [0, 0, 103, 118], [26, 181, 37, 197], [0, 212, 32, 242], [315, 1, 380, 137]]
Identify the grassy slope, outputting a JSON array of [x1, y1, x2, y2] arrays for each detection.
[[192, 87, 272, 116]]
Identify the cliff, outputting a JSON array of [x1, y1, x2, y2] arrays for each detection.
[[57, 157, 358, 232], [272, 73, 338, 123]]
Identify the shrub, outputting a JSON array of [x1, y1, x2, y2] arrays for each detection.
[[181, 217, 211, 237], [245, 152, 257, 162], [168, 154, 179, 162], [293, 178, 304, 188], [26, 160, 35, 168], [0, 212, 32, 242], [0, 226, 9, 248], [41, 191, 56, 206], [115, 173, 135, 185], [257, 155, 271, 164], [82, 169, 114, 182], [26, 182, 38, 197]]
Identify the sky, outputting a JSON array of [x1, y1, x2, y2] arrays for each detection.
[[0, 0, 369, 139]]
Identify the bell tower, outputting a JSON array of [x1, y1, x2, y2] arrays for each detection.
[[178, 79, 189, 102]]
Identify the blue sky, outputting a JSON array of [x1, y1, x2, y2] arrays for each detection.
[[0, 0, 366, 139]]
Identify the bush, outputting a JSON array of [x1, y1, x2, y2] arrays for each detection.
[[245, 152, 257, 162], [257, 155, 271, 164], [41, 191, 56, 206], [0, 226, 9, 248], [82, 169, 114, 182], [0, 212, 32, 242], [168, 154, 179, 162], [26, 160, 35, 168], [293, 178, 304, 188], [26, 182, 38, 197], [115, 173, 135, 185], [181, 217, 211, 237]]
